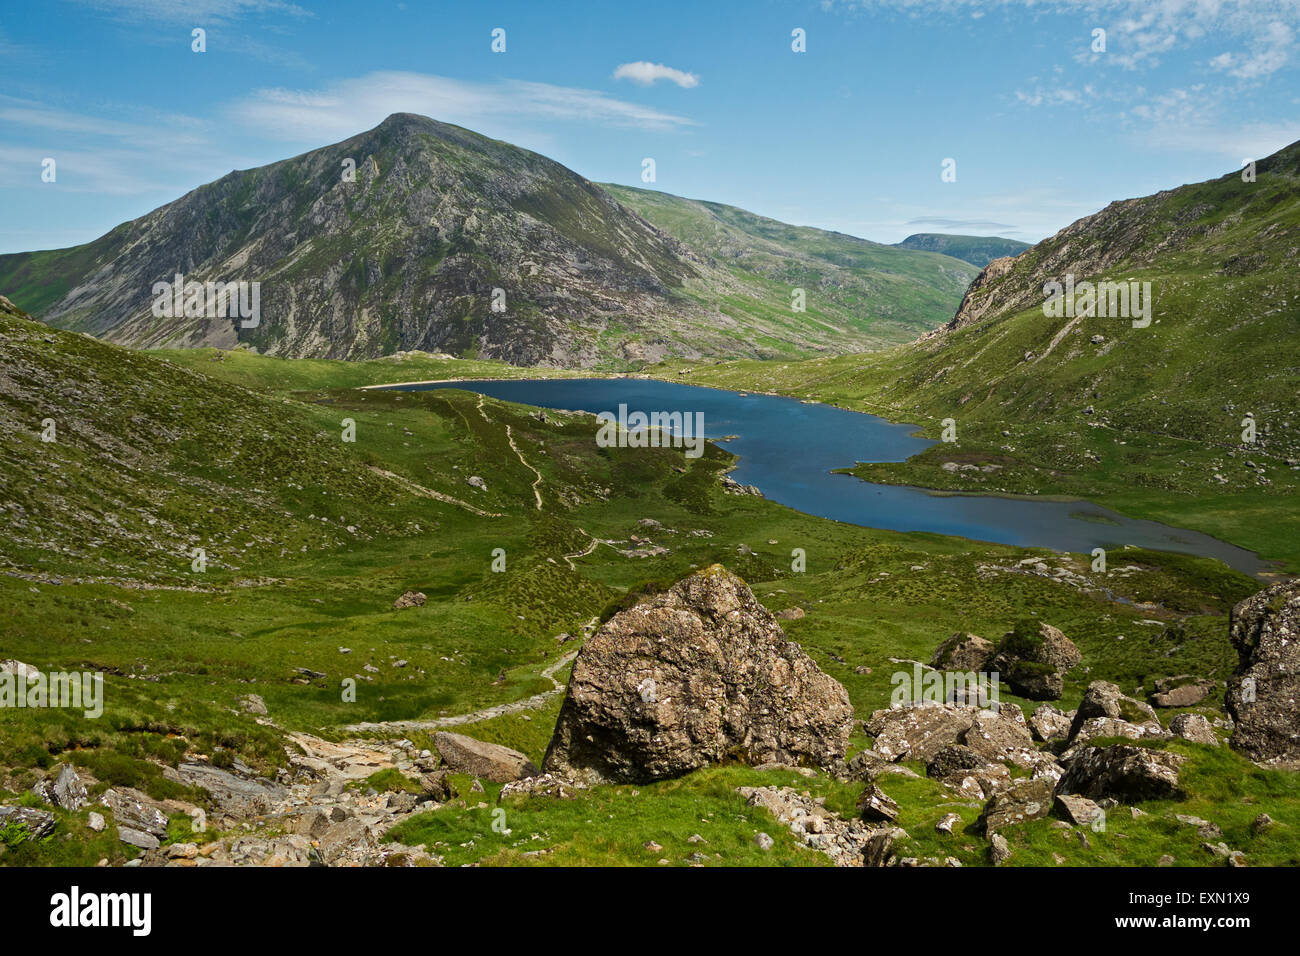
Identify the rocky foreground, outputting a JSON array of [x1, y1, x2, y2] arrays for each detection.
[[5, 569, 1298, 867]]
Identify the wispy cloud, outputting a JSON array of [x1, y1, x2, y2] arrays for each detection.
[[905, 216, 1020, 232], [69, 0, 310, 24], [613, 61, 700, 88], [228, 71, 698, 142], [823, 1, 1300, 75]]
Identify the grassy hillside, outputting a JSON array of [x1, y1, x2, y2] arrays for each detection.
[[1, 294, 1284, 866], [603, 184, 978, 347], [651, 143, 1300, 571]]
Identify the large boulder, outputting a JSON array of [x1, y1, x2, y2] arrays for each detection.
[[867, 702, 1030, 764], [974, 777, 1055, 834], [542, 565, 852, 784], [433, 732, 538, 783], [1056, 745, 1185, 803], [1225, 581, 1300, 765], [990, 622, 1081, 700]]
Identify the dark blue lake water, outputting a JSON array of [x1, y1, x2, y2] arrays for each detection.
[[387, 377, 1262, 576]]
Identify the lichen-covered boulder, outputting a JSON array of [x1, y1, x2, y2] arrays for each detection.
[[542, 565, 852, 784]]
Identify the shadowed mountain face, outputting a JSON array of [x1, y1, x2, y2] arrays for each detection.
[[0, 113, 977, 368]]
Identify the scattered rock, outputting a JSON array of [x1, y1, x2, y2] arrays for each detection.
[[1169, 713, 1219, 746], [33, 764, 87, 811], [239, 693, 267, 715], [419, 770, 457, 802], [1175, 813, 1222, 839], [754, 832, 774, 851], [1067, 681, 1160, 743], [868, 701, 1032, 765], [775, 607, 805, 621], [433, 732, 538, 784], [990, 832, 1011, 865], [990, 622, 1081, 700], [99, 787, 169, 838], [1028, 703, 1073, 743], [936, 812, 961, 835], [976, 777, 1055, 833], [1055, 793, 1104, 827], [863, 827, 907, 867], [392, 590, 427, 609], [856, 784, 900, 822], [1150, 676, 1216, 708], [498, 773, 580, 802]]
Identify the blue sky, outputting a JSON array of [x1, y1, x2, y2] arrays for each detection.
[[2, 0, 1299, 254]]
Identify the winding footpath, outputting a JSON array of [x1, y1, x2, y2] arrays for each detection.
[[344, 649, 579, 734]]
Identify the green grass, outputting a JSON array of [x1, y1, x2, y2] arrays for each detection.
[[2, 293, 1295, 866]]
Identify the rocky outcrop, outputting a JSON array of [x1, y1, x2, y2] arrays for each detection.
[[0, 805, 56, 840], [433, 732, 538, 784], [542, 565, 852, 784], [989, 622, 1081, 701], [1225, 581, 1300, 765]]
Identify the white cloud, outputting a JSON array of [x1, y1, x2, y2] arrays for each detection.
[[1210, 20, 1293, 79], [612, 61, 700, 88], [228, 71, 698, 142], [70, 0, 309, 24], [823, 1, 1300, 74]]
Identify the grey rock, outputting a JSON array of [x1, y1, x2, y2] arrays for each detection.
[[1056, 745, 1185, 803], [434, 731, 538, 784], [1169, 713, 1219, 746], [1226, 580, 1300, 764]]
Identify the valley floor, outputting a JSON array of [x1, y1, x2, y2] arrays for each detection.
[[2, 336, 1296, 867]]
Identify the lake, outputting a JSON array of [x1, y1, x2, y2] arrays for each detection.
[[385, 377, 1263, 576]]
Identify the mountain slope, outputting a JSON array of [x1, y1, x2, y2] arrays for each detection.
[[0, 114, 975, 368], [894, 233, 1030, 267], [603, 184, 978, 343], [652, 141, 1300, 567]]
